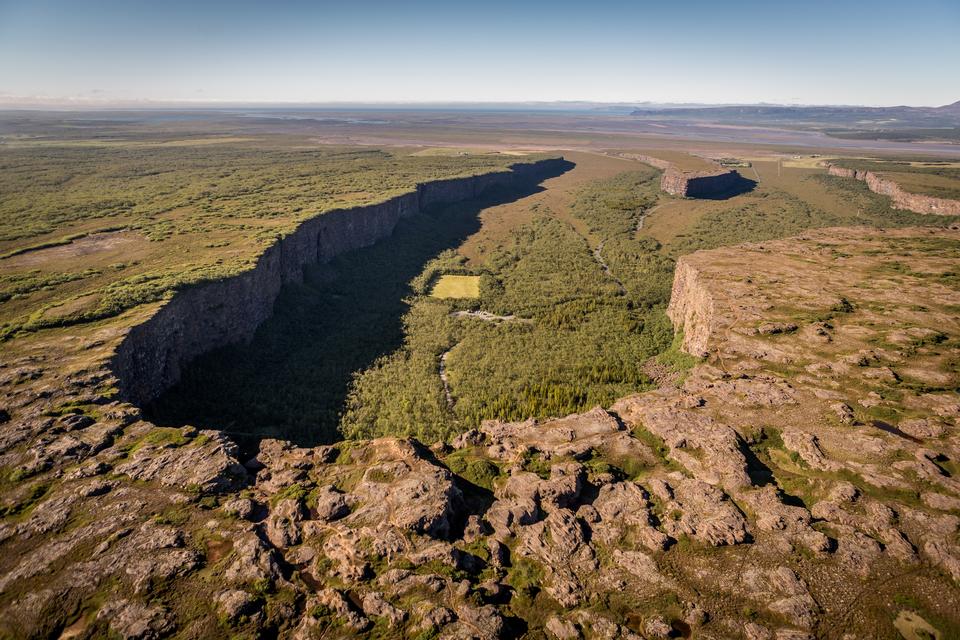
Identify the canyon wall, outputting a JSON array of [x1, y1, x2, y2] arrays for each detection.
[[111, 158, 568, 406], [825, 163, 960, 215], [660, 167, 744, 198], [666, 257, 716, 357], [629, 153, 745, 198]]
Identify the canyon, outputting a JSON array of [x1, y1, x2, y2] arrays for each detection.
[[658, 167, 746, 198], [3, 225, 958, 639], [110, 158, 569, 407]]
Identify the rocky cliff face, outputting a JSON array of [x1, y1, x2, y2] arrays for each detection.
[[629, 153, 745, 198], [660, 167, 744, 197], [666, 258, 716, 357], [826, 163, 960, 215], [111, 158, 568, 406]]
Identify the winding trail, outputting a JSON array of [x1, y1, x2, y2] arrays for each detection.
[[592, 239, 626, 294], [449, 310, 532, 324], [634, 203, 662, 236], [438, 350, 455, 410]]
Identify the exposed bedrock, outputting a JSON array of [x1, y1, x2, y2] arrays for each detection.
[[110, 158, 570, 406], [825, 163, 960, 215], [630, 153, 751, 198], [666, 257, 715, 358], [660, 167, 748, 198]]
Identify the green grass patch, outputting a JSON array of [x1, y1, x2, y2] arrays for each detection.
[[430, 275, 480, 299]]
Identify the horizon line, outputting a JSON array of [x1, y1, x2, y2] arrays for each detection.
[[0, 96, 956, 111]]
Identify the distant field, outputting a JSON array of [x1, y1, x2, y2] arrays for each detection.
[[430, 275, 480, 298], [640, 158, 960, 255], [410, 147, 531, 157]]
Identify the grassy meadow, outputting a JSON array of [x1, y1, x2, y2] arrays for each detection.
[[430, 275, 481, 298]]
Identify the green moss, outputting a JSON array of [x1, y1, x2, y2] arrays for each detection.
[[153, 506, 191, 526], [0, 481, 51, 519], [365, 468, 396, 483], [272, 483, 309, 504], [505, 556, 546, 595], [445, 450, 502, 490], [631, 425, 680, 472], [519, 450, 554, 480], [656, 329, 700, 376]]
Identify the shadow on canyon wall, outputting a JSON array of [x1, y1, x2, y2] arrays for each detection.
[[145, 161, 573, 458]]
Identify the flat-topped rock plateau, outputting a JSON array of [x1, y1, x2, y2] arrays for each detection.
[[2, 226, 959, 639]]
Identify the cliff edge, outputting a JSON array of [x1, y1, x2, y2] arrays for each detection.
[[629, 153, 748, 198], [110, 157, 570, 406], [825, 162, 960, 215]]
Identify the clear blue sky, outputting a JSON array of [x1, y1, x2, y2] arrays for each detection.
[[1, 0, 957, 106]]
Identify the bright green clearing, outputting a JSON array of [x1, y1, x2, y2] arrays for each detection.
[[430, 275, 480, 299]]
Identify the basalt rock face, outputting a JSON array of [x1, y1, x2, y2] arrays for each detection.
[[666, 258, 716, 357], [110, 158, 567, 406], [660, 167, 744, 197], [826, 163, 960, 215]]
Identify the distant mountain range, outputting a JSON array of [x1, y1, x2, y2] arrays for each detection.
[[630, 101, 960, 139]]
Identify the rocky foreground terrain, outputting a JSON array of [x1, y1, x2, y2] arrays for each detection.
[[1, 226, 959, 639]]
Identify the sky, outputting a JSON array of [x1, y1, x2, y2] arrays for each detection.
[[1, 0, 958, 107]]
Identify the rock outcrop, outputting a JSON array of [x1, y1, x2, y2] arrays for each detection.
[[665, 257, 716, 357], [110, 158, 569, 405], [825, 163, 960, 215], [660, 167, 745, 197], [629, 152, 747, 198]]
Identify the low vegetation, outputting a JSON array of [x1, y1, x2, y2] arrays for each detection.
[[829, 158, 960, 199], [0, 139, 539, 340]]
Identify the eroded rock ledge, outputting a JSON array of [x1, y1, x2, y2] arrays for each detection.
[[630, 153, 745, 198], [110, 158, 569, 406], [825, 162, 960, 215], [659, 167, 744, 197]]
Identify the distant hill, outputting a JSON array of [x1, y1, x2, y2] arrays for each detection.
[[630, 101, 960, 141]]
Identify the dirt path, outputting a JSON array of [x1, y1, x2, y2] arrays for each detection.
[[450, 310, 531, 324], [592, 239, 626, 294], [438, 350, 454, 410], [634, 203, 662, 237]]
